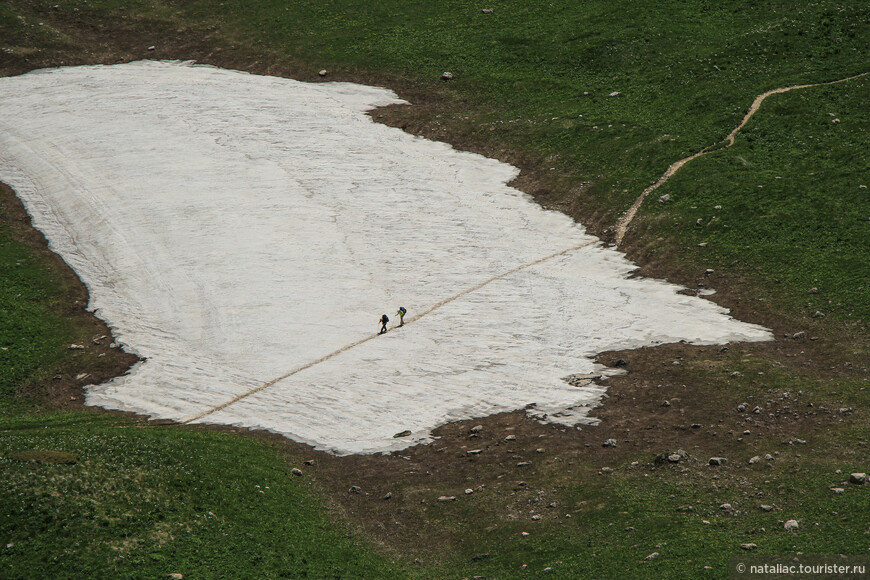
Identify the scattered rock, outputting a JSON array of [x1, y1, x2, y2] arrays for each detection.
[[793, 331, 806, 339], [752, 406, 761, 414], [661, 400, 671, 407], [393, 430, 411, 438], [709, 457, 727, 466], [382, 492, 392, 500], [603, 439, 617, 448], [147, 45, 156, 51], [740, 543, 758, 551], [349, 485, 362, 494], [504, 435, 517, 441], [600, 467, 614, 474], [465, 488, 474, 495], [304, 459, 315, 465], [481, 8, 493, 13], [812, 310, 825, 318], [614, 358, 628, 367], [318, 69, 328, 77], [609, 91, 621, 97], [168, 574, 183, 580], [68, 344, 85, 350], [809, 287, 819, 294], [849, 473, 867, 485], [291, 468, 303, 476], [644, 552, 660, 561], [760, 505, 774, 512], [832, 118, 840, 124], [470, 424, 483, 433], [441, 71, 453, 81], [467, 449, 482, 456], [531, 514, 541, 521], [749, 456, 761, 465], [536, 448, 545, 454], [562, 373, 602, 386], [831, 488, 845, 494], [720, 503, 732, 511], [521, 531, 530, 537], [737, 403, 747, 413], [705, 268, 715, 275], [691, 424, 702, 429], [437, 496, 456, 502], [730, 371, 741, 378], [658, 194, 670, 203], [764, 454, 774, 461], [784, 519, 799, 532], [516, 461, 532, 467], [668, 454, 682, 463]]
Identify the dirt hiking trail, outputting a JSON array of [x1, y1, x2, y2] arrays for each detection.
[[614, 71, 869, 245]]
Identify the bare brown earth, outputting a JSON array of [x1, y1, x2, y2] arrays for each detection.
[[2, 10, 868, 565]]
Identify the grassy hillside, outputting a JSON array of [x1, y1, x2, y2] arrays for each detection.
[[1, 1, 868, 578]]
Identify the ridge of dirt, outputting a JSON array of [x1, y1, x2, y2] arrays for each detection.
[[613, 71, 869, 245]]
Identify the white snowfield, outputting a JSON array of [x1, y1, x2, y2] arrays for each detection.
[[0, 61, 771, 454]]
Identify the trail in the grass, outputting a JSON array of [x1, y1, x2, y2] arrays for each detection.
[[614, 71, 869, 245]]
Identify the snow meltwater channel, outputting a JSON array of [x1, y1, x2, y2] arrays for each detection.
[[0, 61, 772, 454]]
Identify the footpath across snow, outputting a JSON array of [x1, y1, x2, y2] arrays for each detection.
[[0, 61, 771, 454]]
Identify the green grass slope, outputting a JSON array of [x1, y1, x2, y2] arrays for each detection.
[[635, 76, 870, 323], [1, 421, 405, 579]]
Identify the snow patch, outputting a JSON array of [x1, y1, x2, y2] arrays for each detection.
[[0, 61, 771, 454]]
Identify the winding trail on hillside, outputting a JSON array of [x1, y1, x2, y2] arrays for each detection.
[[613, 71, 869, 246], [182, 239, 597, 425]]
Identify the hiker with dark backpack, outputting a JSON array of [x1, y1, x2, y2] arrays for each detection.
[[379, 314, 389, 334]]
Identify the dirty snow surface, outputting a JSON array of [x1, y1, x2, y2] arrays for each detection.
[[0, 61, 771, 454]]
